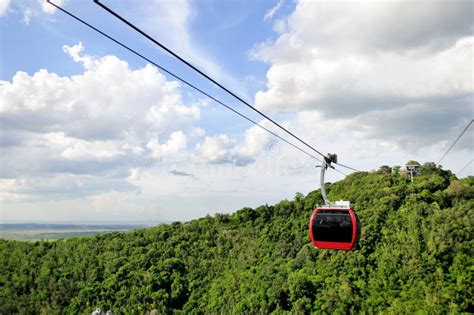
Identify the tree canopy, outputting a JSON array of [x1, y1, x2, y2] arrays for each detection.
[[1, 163, 473, 314]]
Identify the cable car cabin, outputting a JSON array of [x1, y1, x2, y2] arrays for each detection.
[[309, 207, 359, 250]]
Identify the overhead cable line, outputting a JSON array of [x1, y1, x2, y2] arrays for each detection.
[[457, 159, 473, 176], [93, 0, 360, 173], [48, 1, 359, 177], [331, 162, 359, 173], [48, 1, 352, 176], [437, 119, 473, 165], [45, 0, 319, 163]]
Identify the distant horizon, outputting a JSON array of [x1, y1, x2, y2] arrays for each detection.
[[0, 220, 173, 226]]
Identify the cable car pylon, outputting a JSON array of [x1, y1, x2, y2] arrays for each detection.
[[309, 154, 360, 250]]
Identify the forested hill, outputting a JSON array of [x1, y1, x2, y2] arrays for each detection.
[[1, 163, 473, 314]]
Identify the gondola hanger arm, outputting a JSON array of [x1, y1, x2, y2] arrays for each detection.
[[318, 153, 350, 208]]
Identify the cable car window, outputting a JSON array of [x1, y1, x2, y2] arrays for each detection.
[[312, 210, 353, 243]]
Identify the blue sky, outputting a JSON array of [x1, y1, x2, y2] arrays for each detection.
[[0, 0, 473, 223]]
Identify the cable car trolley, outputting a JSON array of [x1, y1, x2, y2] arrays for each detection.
[[309, 154, 360, 250]]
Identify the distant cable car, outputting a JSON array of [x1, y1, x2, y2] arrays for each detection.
[[309, 154, 360, 250]]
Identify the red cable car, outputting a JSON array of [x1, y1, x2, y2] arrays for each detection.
[[309, 206, 359, 250], [309, 153, 360, 250]]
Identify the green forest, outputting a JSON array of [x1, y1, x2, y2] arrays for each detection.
[[1, 162, 473, 314]]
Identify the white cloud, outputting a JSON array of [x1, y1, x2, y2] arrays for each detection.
[[253, 0, 474, 149], [0, 0, 62, 23], [91, 190, 134, 214], [1, 43, 199, 139], [0, 0, 10, 17], [195, 120, 273, 165], [22, 7, 32, 25], [3, 1, 473, 223], [146, 131, 187, 159], [127, 168, 141, 183], [61, 141, 122, 161], [264, 0, 283, 22], [196, 134, 235, 163], [270, 0, 473, 53], [0, 173, 136, 202], [63, 42, 97, 70], [255, 37, 473, 113], [40, 0, 63, 15], [0, 178, 27, 202], [136, 0, 191, 50], [272, 19, 287, 34], [0, 42, 201, 194], [191, 127, 206, 137], [39, 132, 124, 161], [237, 120, 272, 158], [146, 102, 199, 135]]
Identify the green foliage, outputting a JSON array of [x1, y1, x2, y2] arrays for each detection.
[[1, 169, 472, 314]]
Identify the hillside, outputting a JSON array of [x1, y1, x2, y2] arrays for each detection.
[[1, 163, 473, 314]]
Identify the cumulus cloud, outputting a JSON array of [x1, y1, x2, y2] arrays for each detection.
[[255, 37, 473, 115], [0, 43, 200, 199], [258, 0, 473, 55], [146, 131, 187, 159], [253, 0, 474, 149], [61, 140, 123, 161], [146, 103, 199, 135], [236, 120, 272, 163], [1, 43, 199, 139], [195, 120, 273, 165], [196, 134, 236, 164], [63, 42, 98, 70]]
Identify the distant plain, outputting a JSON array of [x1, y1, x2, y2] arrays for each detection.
[[0, 223, 155, 241]]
